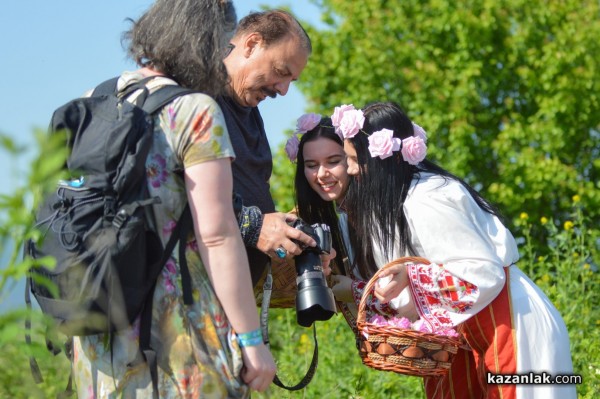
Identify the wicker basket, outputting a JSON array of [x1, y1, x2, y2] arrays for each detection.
[[356, 257, 467, 377]]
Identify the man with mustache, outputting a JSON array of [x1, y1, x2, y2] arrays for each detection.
[[218, 10, 316, 288]]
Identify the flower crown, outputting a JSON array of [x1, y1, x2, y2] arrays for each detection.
[[285, 113, 321, 162], [330, 104, 428, 165]]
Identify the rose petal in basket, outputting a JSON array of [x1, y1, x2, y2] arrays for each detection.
[[356, 257, 469, 377]]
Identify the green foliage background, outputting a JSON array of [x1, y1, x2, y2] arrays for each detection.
[[1, 0, 599, 397], [274, 0, 600, 248], [270, 0, 600, 397]]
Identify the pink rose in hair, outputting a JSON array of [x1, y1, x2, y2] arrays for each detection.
[[401, 136, 427, 165], [285, 134, 300, 162], [412, 122, 428, 143], [296, 113, 321, 133], [368, 128, 401, 159], [331, 104, 356, 134], [339, 109, 365, 139]]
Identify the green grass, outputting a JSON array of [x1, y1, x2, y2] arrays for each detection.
[[256, 309, 425, 399], [1, 134, 597, 397], [2, 231, 599, 399]]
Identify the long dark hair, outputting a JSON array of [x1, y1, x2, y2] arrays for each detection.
[[294, 117, 349, 275], [345, 102, 502, 279], [123, 0, 236, 96]]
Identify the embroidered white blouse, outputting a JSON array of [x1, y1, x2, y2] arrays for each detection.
[[373, 172, 519, 330], [349, 172, 575, 399]]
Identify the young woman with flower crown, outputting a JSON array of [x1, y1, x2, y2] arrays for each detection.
[[284, 113, 359, 331], [329, 101, 576, 399]]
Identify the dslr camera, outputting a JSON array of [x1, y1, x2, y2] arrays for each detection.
[[289, 219, 337, 327]]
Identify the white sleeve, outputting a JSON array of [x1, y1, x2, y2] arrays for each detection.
[[402, 179, 517, 327]]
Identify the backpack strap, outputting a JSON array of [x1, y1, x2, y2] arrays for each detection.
[[25, 277, 44, 384], [92, 75, 159, 97], [91, 76, 194, 111], [91, 77, 119, 97], [142, 85, 196, 115], [110, 76, 195, 398], [138, 204, 192, 399]]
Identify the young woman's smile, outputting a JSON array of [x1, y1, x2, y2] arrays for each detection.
[[303, 138, 349, 203]]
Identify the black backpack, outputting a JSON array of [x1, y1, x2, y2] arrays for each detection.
[[25, 76, 195, 397]]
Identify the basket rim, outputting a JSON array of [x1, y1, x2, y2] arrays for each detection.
[[356, 256, 465, 347], [356, 256, 430, 324], [357, 320, 465, 347]]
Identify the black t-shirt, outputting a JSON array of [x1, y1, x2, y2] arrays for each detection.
[[216, 95, 275, 213], [217, 95, 274, 285]]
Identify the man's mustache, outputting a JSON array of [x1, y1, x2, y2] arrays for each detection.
[[262, 88, 278, 99]]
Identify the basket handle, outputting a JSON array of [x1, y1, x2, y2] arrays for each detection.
[[356, 256, 431, 324]]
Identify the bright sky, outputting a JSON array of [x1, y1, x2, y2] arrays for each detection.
[[0, 0, 320, 310], [0, 0, 320, 196]]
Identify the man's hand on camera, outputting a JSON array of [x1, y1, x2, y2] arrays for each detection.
[[257, 212, 316, 259]]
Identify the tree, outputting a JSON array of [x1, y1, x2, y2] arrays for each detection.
[[266, 2, 600, 396], [288, 0, 599, 247]]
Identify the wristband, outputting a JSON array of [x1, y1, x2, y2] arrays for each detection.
[[236, 328, 263, 348]]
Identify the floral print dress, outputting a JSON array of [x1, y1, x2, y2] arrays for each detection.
[[71, 71, 248, 398]]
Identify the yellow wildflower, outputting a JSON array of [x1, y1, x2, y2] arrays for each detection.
[[520, 212, 528, 220], [564, 220, 574, 231], [537, 256, 545, 262], [540, 216, 548, 225], [299, 333, 310, 346], [572, 194, 581, 203], [583, 263, 590, 270]]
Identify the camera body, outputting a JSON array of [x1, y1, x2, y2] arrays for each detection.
[[290, 219, 337, 327]]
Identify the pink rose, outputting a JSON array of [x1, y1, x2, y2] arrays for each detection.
[[296, 113, 321, 133], [368, 128, 401, 159], [331, 104, 355, 128], [411, 318, 432, 333], [401, 136, 427, 165], [412, 122, 428, 142], [438, 328, 460, 338], [388, 316, 413, 329], [285, 134, 300, 162], [339, 109, 365, 139], [368, 314, 388, 326]]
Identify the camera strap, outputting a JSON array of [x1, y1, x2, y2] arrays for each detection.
[[260, 264, 319, 391]]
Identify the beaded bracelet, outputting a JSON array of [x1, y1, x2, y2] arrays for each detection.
[[236, 329, 263, 348]]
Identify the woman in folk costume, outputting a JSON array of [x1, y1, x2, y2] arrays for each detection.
[[330, 101, 576, 399]]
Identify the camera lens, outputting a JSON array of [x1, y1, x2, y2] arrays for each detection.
[[294, 251, 337, 327], [288, 219, 336, 327]]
